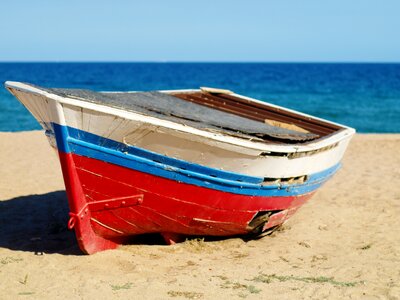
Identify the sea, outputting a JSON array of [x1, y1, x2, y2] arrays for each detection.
[[0, 63, 399, 132]]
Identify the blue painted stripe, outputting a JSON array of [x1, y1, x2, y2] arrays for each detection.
[[52, 123, 262, 184], [52, 123, 71, 153], [51, 123, 340, 197]]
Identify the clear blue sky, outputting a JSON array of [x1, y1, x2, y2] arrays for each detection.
[[1, 0, 399, 62]]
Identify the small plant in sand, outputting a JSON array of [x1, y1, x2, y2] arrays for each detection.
[[183, 238, 207, 253], [250, 273, 362, 287], [217, 277, 262, 297], [167, 290, 203, 299], [246, 285, 261, 294], [110, 282, 133, 291]]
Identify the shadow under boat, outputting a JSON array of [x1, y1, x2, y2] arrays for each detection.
[[0, 191, 81, 255], [1, 191, 268, 255]]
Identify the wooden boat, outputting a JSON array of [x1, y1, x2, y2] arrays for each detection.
[[5, 81, 355, 254]]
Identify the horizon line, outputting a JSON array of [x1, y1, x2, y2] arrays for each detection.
[[0, 61, 400, 64]]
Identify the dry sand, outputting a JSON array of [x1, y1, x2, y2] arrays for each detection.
[[0, 131, 399, 299]]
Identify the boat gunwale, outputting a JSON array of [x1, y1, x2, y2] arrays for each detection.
[[5, 81, 356, 154]]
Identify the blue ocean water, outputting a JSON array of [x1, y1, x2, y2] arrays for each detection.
[[0, 63, 399, 132]]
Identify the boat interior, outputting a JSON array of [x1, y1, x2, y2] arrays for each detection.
[[39, 84, 343, 145]]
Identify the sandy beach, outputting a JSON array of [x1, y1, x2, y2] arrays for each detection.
[[0, 131, 399, 299]]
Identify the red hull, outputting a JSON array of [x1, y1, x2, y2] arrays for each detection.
[[58, 151, 314, 254]]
